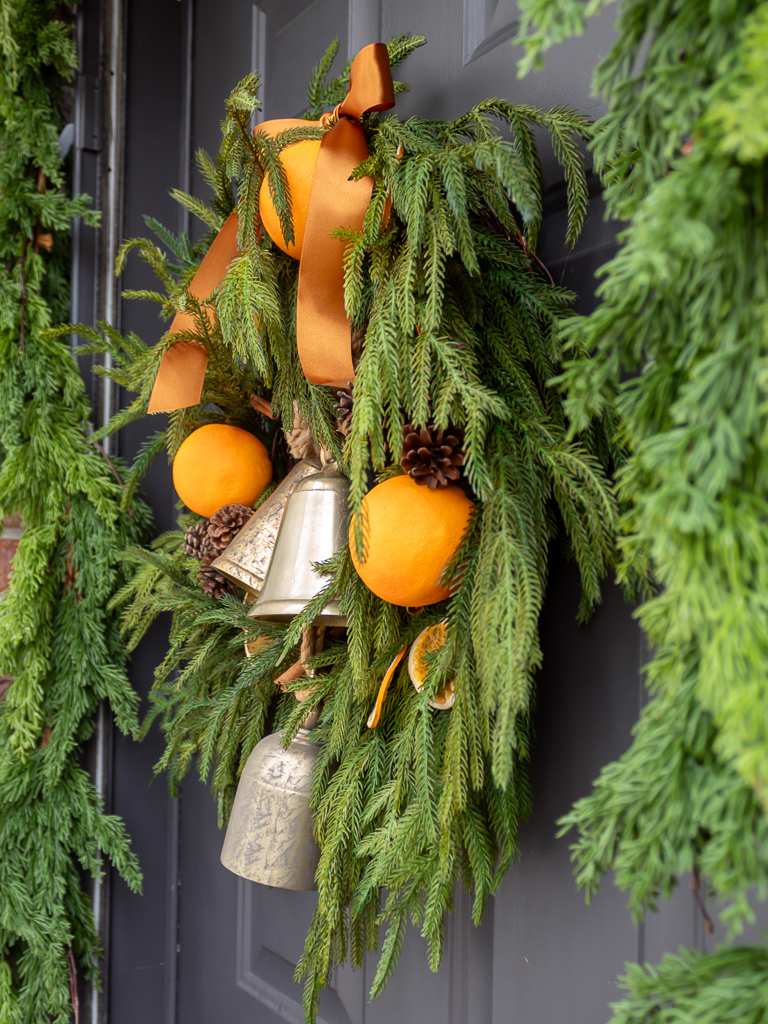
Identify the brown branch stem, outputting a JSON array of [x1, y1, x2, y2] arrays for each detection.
[[90, 438, 136, 521], [18, 237, 29, 353], [67, 947, 79, 1024], [691, 867, 715, 935]]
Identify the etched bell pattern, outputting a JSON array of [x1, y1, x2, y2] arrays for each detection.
[[220, 727, 321, 890], [211, 458, 321, 595]]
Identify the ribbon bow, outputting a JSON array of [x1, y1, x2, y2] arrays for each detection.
[[147, 43, 394, 414], [295, 42, 394, 386]]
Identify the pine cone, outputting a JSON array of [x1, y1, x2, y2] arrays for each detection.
[[286, 400, 320, 461], [183, 522, 214, 564], [199, 564, 236, 599], [351, 323, 366, 368], [401, 424, 465, 489], [206, 503, 254, 559], [334, 383, 354, 437]]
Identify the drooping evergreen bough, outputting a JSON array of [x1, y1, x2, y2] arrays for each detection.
[[82, 36, 635, 1020], [517, 0, 768, 1020], [0, 1, 150, 1020]]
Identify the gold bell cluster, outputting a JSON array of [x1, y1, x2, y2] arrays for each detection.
[[214, 457, 350, 891]]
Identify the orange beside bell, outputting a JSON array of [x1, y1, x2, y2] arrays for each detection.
[[172, 423, 272, 518], [349, 476, 473, 607]]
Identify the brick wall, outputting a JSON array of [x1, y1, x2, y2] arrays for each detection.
[[0, 515, 21, 699], [0, 514, 21, 592]]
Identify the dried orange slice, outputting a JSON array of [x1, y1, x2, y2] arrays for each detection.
[[407, 621, 455, 710], [244, 635, 270, 659], [367, 644, 409, 728]]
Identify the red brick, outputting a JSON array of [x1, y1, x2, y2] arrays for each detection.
[[0, 538, 19, 592]]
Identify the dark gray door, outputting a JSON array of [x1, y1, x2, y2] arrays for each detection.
[[100, 1, 720, 1023]]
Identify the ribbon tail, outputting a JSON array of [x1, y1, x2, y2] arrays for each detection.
[[296, 118, 372, 386], [147, 343, 210, 414], [147, 211, 240, 413]]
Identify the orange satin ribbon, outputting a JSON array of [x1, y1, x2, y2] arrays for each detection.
[[297, 43, 394, 386], [146, 44, 394, 411], [147, 211, 240, 413]]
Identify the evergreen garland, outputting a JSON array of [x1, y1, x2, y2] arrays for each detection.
[[0, 1, 150, 1020], [79, 38, 634, 1018], [517, 0, 768, 1019]]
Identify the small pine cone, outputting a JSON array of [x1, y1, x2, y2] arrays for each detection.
[[351, 323, 366, 368], [401, 423, 465, 489], [286, 400, 320, 461], [334, 383, 354, 437], [183, 523, 214, 564], [206, 503, 254, 559], [199, 564, 236, 599]]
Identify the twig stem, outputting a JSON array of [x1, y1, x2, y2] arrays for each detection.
[[67, 947, 79, 1024], [18, 237, 29, 352], [691, 867, 715, 935]]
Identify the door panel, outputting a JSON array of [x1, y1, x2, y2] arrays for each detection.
[[236, 882, 351, 1024], [491, 559, 641, 1024], [108, 1, 685, 1022], [262, 0, 350, 120]]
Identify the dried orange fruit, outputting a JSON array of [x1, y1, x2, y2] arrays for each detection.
[[408, 621, 455, 709], [367, 644, 409, 728], [349, 475, 473, 607], [172, 424, 272, 518], [244, 635, 270, 659], [256, 119, 320, 258]]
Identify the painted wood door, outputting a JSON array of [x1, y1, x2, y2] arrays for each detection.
[[101, 0, 724, 1022]]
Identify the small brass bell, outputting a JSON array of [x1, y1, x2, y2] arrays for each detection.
[[248, 460, 349, 626], [220, 705, 321, 890], [211, 459, 321, 596]]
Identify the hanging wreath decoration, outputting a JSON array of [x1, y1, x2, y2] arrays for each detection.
[[74, 36, 635, 1020]]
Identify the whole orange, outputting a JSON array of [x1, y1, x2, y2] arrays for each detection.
[[172, 424, 272, 518], [349, 476, 473, 607], [256, 118, 321, 259]]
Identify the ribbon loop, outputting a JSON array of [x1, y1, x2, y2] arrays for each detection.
[[341, 42, 396, 119], [146, 44, 395, 409], [297, 43, 395, 386]]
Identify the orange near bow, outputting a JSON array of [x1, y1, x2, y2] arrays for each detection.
[[258, 123, 321, 258], [146, 43, 395, 412]]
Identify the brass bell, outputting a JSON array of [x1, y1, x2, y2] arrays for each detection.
[[248, 460, 349, 626], [220, 705, 321, 890], [211, 459, 321, 596]]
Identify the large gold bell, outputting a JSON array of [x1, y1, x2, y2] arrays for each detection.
[[248, 460, 349, 626], [211, 459, 321, 595], [220, 707, 321, 890]]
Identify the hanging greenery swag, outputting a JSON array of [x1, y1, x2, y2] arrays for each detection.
[[516, 0, 768, 1021], [0, 1, 150, 1021], [70, 36, 639, 1020]]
